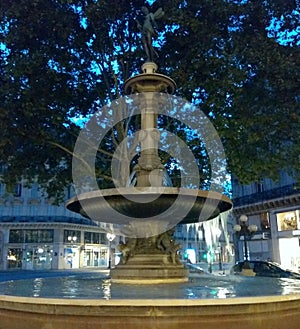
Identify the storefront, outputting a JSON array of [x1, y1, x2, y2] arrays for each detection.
[[23, 245, 53, 270], [277, 210, 300, 272], [82, 246, 108, 267], [3, 225, 111, 270]]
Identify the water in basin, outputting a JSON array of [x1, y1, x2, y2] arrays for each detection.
[[1, 271, 300, 300]]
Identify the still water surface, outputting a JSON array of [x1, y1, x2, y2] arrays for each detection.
[[1, 272, 300, 300]]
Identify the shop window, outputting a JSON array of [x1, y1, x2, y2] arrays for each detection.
[[25, 246, 53, 270], [277, 211, 298, 231], [260, 212, 270, 230], [7, 248, 22, 268]]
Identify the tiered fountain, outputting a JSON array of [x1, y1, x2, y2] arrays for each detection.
[[1, 9, 300, 329], [66, 60, 232, 284]]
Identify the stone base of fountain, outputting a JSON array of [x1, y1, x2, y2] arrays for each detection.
[[2, 295, 300, 329], [110, 231, 188, 283], [111, 253, 188, 284]]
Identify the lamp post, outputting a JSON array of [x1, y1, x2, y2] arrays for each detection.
[[215, 228, 222, 272], [67, 236, 77, 268], [218, 243, 223, 271], [106, 233, 115, 269], [234, 215, 257, 263]]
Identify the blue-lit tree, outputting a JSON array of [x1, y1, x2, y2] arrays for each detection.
[[0, 0, 299, 201]]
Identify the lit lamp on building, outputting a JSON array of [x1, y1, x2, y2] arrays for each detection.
[[234, 215, 257, 275], [68, 235, 77, 245], [106, 233, 115, 269]]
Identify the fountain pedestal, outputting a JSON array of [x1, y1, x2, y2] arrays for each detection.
[[111, 229, 188, 283], [111, 254, 188, 284], [110, 62, 189, 283]]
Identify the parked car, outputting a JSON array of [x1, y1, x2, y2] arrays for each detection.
[[230, 260, 300, 279]]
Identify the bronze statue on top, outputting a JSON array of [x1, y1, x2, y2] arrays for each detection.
[[136, 6, 164, 62]]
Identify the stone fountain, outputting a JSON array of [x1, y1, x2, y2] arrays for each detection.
[[66, 60, 232, 283]]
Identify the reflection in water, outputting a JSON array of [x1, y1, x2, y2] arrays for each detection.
[[281, 278, 300, 295], [102, 279, 111, 300], [62, 279, 80, 298], [1, 273, 300, 299], [33, 278, 43, 297], [217, 288, 232, 299]]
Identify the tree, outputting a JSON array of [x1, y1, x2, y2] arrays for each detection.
[[159, 0, 300, 183], [0, 0, 299, 202]]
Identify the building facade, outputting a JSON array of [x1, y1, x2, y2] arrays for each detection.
[[232, 171, 300, 272], [0, 182, 118, 270], [0, 179, 238, 271], [174, 214, 236, 271]]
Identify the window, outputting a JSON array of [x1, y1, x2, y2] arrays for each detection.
[[277, 211, 298, 231], [9, 230, 23, 243], [7, 248, 22, 268], [64, 230, 81, 243], [39, 230, 54, 243], [255, 182, 264, 193], [84, 232, 105, 244], [84, 232, 92, 243], [92, 233, 100, 244], [30, 183, 39, 198], [0, 183, 4, 196], [9, 230, 54, 243], [25, 230, 38, 243], [14, 184, 22, 197], [100, 233, 106, 244], [260, 212, 270, 230]]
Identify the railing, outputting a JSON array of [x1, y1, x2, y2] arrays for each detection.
[[232, 184, 300, 207]]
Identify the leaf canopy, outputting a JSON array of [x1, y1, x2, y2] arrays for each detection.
[[0, 0, 299, 201]]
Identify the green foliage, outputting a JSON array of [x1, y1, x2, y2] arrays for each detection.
[[0, 0, 299, 202], [159, 0, 300, 184]]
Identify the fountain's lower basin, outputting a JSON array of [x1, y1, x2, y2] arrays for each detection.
[[1, 273, 300, 329], [1, 294, 300, 329]]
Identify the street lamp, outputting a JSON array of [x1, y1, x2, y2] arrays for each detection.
[[234, 215, 257, 263], [67, 235, 77, 268], [106, 233, 115, 269]]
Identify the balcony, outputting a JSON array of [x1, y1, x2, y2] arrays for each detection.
[[233, 184, 300, 208]]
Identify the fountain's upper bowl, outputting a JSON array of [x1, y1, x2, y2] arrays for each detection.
[[66, 187, 232, 225]]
